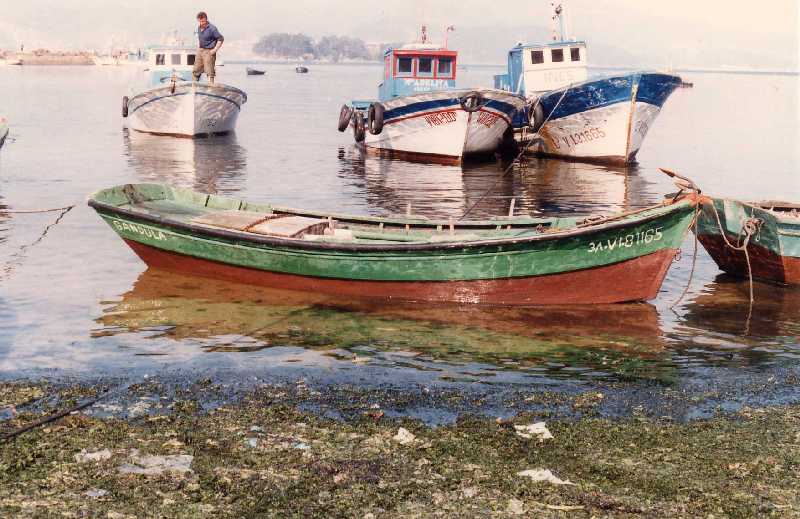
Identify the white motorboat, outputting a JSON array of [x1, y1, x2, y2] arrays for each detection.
[[0, 117, 8, 148], [123, 42, 246, 137]]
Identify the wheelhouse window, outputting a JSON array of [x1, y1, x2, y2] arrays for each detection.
[[171, 54, 182, 65], [187, 54, 196, 66], [531, 50, 544, 64], [396, 56, 413, 77], [551, 49, 564, 62], [570, 47, 581, 61], [418, 56, 433, 77], [155, 53, 165, 65], [437, 58, 453, 78]]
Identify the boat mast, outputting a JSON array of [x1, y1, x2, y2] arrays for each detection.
[[550, 1, 572, 42]]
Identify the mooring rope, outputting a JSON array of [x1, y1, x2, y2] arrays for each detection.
[[669, 205, 701, 309], [706, 201, 758, 304], [1, 204, 76, 278], [459, 86, 571, 221]]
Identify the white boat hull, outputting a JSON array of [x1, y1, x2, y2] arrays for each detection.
[[533, 101, 662, 164], [362, 89, 526, 162], [127, 83, 247, 137], [0, 118, 8, 148]]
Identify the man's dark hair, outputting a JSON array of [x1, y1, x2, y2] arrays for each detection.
[[196, 12, 208, 20]]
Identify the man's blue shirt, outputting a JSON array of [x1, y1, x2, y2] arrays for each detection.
[[198, 23, 223, 49]]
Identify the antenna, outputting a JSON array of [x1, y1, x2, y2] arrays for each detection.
[[444, 25, 455, 49]]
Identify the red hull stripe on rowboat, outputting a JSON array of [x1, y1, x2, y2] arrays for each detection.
[[123, 239, 679, 305]]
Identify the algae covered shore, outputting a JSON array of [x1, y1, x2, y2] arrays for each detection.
[[2, 378, 798, 518]]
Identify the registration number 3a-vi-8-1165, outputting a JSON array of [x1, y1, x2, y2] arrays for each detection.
[[588, 227, 663, 253]]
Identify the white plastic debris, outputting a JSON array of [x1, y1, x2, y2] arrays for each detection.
[[517, 468, 574, 485], [249, 425, 264, 432], [118, 453, 194, 475], [393, 427, 416, 445], [245, 438, 259, 448], [507, 498, 525, 515], [514, 422, 553, 440], [293, 442, 311, 450], [84, 488, 109, 498], [74, 449, 112, 463]]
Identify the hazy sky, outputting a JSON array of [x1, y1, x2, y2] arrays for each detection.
[[1, 0, 797, 68]]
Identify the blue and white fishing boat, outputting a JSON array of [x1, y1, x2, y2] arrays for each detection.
[[494, 3, 682, 165], [339, 26, 527, 163], [0, 117, 8, 148], [123, 39, 247, 137]]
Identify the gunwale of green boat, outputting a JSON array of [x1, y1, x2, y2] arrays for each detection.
[[88, 183, 696, 252]]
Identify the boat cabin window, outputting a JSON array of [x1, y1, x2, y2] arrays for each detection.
[[551, 49, 564, 62], [187, 54, 196, 65], [437, 58, 453, 78], [418, 56, 433, 77], [531, 50, 544, 65], [171, 54, 182, 65], [155, 53, 165, 65], [397, 56, 413, 77], [570, 47, 581, 61]]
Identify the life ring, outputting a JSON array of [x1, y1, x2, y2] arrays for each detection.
[[528, 101, 545, 132], [122, 96, 129, 118], [353, 111, 366, 143], [338, 104, 353, 132], [459, 91, 485, 113], [367, 102, 385, 135]]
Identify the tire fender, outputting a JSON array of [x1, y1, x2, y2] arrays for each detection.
[[367, 102, 385, 135], [353, 111, 366, 143], [338, 104, 353, 132], [122, 96, 129, 118], [528, 101, 545, 132], [459, 91, 485, 113]]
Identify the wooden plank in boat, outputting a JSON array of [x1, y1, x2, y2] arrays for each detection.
[[249, 216, 329, 238], [191, 210, 275, 231]]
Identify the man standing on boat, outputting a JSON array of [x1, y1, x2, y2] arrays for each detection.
[[193, 11, 224, 85]]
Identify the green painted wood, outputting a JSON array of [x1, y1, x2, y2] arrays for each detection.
[[89, 183, 696, 282], [696, 198, 800, 259]]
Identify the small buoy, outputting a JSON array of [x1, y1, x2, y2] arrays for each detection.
[[459, 91, 485, 113], [122, 96, 129, 118], [353, 111, 366, 143], [338, 104, 353, 132], [367, 102, 384, 135]]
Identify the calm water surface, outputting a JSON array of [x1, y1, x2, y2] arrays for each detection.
[[0, 64, 798, 386]]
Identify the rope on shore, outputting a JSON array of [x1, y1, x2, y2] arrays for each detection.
[[1, 389, 110, 442], [459, 86, 571, 221]]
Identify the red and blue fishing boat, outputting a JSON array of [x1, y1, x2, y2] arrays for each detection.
[[494, 4, 682, 165], [339, 26, 527, 164], [88, 182, 699, 305]]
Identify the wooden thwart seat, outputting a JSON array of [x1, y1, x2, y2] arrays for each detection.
[[192, 210, 329, 238]]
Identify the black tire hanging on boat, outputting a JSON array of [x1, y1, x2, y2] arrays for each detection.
[[122, 96, 129, 118], [353, 111, 366, 143], [527, 100, 545, 132], [367, 102, 385, 135], [338, 104, 353, 132], [459, 91, 485, 113]]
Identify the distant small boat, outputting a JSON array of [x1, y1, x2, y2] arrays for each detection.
[[0, 58, 22, 66], [88, 182, 700, 305], [696, 198, 800, 285], [295, 66, 309, 73], [0, 117, 8, 148], [246, 67, 266, 76]]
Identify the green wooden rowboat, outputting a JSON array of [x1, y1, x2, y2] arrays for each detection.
[[696, 198, 800, 285], [88, 183, 699, 305]]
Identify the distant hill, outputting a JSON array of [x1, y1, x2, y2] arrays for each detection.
[[253, 33, 397, 62]]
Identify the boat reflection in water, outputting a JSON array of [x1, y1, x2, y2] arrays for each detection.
[[678, 275, 800, 362], [95, 268, 672, 381], [336, 147, 658, 221], [122, 128, 247, 195]]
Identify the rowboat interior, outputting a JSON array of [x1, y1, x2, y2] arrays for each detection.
[[94, 183, 688, 246]]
